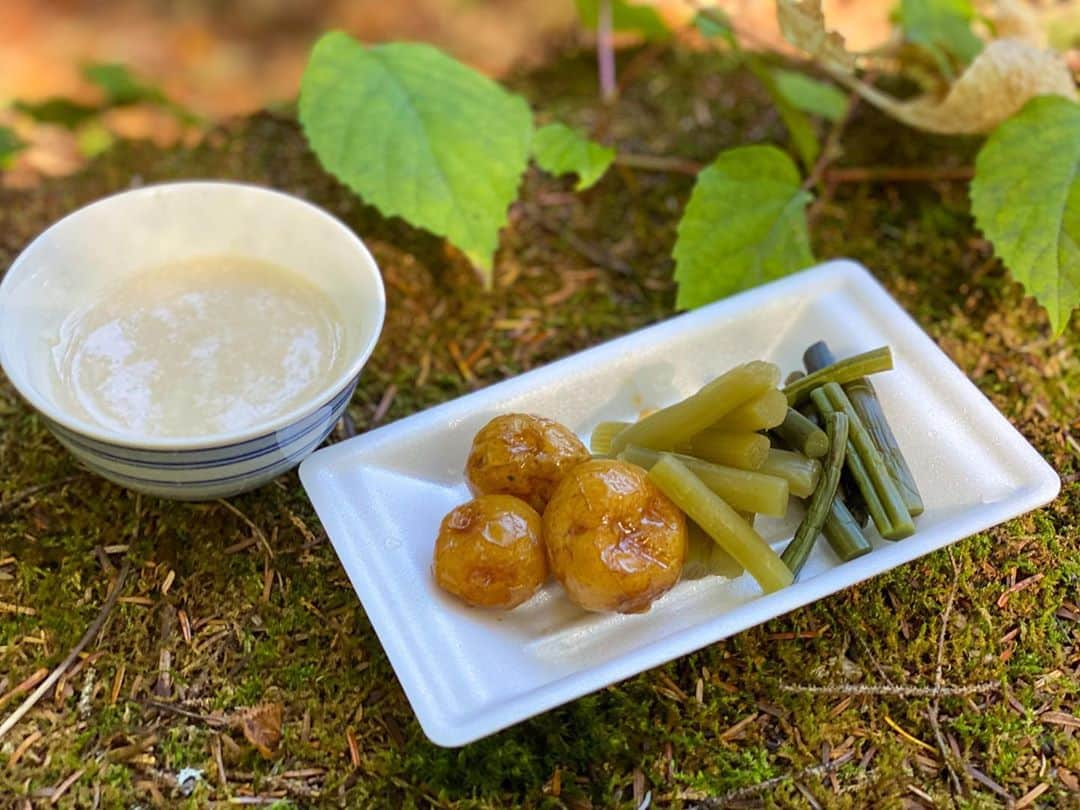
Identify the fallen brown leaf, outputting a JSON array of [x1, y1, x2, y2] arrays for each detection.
[[237, 702, 283, 758], [777, 0, 1077, 135], [1060, 768, 1079, 791]]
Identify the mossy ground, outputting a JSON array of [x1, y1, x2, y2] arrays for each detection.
[[1, 46, 1077, 808]]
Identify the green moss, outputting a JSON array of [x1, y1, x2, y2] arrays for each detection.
[[0, 43, 1077, 807]]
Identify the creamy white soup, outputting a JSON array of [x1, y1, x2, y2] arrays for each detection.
[[53, 255, 344, 437]]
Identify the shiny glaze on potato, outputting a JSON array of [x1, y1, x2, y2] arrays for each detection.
[[465, 413, 590, 513], [433, 494, 547, 609], [543, 459, 686, 614]]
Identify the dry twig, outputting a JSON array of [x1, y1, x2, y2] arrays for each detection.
[[614, 153, 702, 175], [929, 549, 964, 797], [216, 500, 273, 557], [0, 562, 129, 742], [780, 682, 997, 698], [0, 475, 85, 518], [701, 751, 857, 806], [823, 166, 974, 184]]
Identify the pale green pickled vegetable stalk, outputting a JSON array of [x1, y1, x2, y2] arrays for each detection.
[[687, 429, 770, 470], [758, 449, 821, 499], [682, 521, 744, 580], [715, 389, 788, 432], [648, 455, 793, 593], [611, 361, 780, 453], [589, 421, 629, 455], [620, 444, 789, 517]]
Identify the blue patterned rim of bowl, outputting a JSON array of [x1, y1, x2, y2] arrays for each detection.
[[44, 378, 359, 501]]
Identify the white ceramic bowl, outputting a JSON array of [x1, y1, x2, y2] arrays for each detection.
[[0, 182, 385, 500]]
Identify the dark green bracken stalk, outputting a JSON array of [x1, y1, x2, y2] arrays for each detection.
[[803, 342, 869, 526], [804, 340, 923, 517], [783, 346, 893, 406], [838, 473, 871, 528], [845, 376, 923, 516], [758, 449, 820, 498], [772, 408, 829, 458], [823, 498, 872, 562], [814, 384, 915, 541], [811, 387, 889, 531], [802, 340, 837, 377], [782, 411, 848, 576]]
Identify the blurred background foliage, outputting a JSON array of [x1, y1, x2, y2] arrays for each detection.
[[0, 0, 931, 186]]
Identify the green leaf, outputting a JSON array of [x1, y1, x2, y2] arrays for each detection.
[[76, 121, 115, 158], [693, 9, 735, 45], [14, 98, 98, 129], [896, 0, 983, 71], [299, 33, 533, 282], [575, 0, 670, 40], [673, 145, 814, 309], [747, 60, 820, 172], [82, 62, 199, 124], [771, 69, 847, 121], [0, 126, 25, 168], [532, 123, 615, 191], [82, 62, 165, 106], [971, 96, 1080, 334]]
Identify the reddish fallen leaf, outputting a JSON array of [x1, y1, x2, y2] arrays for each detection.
[[238, 703, 283, 758]]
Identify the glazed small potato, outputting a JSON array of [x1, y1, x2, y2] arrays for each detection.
[[543, 459, 686, 614], [433, 494, 547, 609], [466, 413, 590, 513]]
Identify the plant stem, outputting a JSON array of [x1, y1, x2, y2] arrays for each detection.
[[614, 153, 703, 175], [803, 81, 863, 192], [597, 0, 617, 104], [824, 166, 974, 183]]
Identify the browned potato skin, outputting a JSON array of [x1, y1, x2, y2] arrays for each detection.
[[543, 459, 686, 614], [465, 413, 590, 513], [433, 495, 548, 609]]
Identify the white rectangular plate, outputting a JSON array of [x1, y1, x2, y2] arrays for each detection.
[[300, 260, 1059, 747]]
